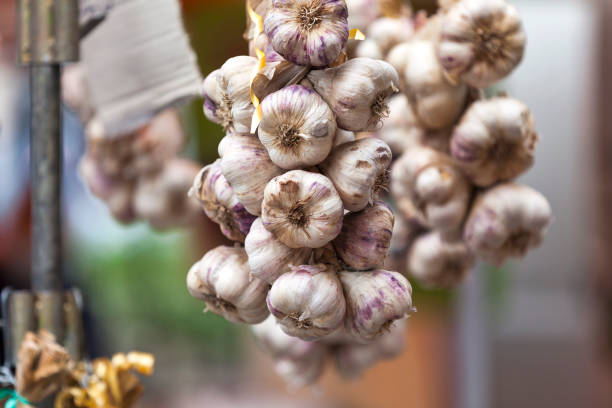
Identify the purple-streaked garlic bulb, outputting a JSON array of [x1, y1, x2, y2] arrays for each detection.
[[244, 218, 312, 284], [320, 138, 392, 212], [264, 0, 349, 67], [258, 85, 336, 169], [340, 270, 413, 343], [202, 56, 257, 135], [450, 97, 537, 187], [267, 265, 346, 340], [438, 0, 526, 89], [308, 58, 400, 132], [190, 159, 256, 242], [186, 246, 270, 324], [333, 201, 394, 270], [262, 170, 344, 248], [464, 183, 552, 265]]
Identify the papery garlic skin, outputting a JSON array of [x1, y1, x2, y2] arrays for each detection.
[[262, 170, 344, 248], [334, 128, 356, 147], [191, 159, 256, 242], [187, 246, 270, 324], [334, 318, 405, 379], [202, 56, 257, 135], [450, 97, 537, 187], [258, 85, 336, 169], [264, 0, 349, 67], [320, 138, 392, 212], [308, 58, 400, 132], [402, 41, 468, 130], [391, 145, 471, 234], [132, 159, 202, 229], [464, 183, 551, 265], [267, 265, 346, 340], [244, 218, 312, 284], [219, 134, 284, 216], [408, 231, 474, 289], [340, 270, 413, 343], [333, 201, 394, 270], [438, 0, 526, 89]]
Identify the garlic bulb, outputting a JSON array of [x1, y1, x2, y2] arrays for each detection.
[[187, 246, 270, 324], [450, 97, 537, 187], [132, 159, 202, 229], [262, 170, 344, 248], [333, 201, 394, 270], [408, 231, 474, 289], [391, 145, 471, 234], [356, 17, 414, 58], [252, 316, 324, 360], [346, 0, 379, 32], [464, 183, 552, 265], [264, 0, 349, 67], [275, 351, 326, 388], [190, 159, 256, 242], [258, 85, 336, 169], [334, 128, 356, 146], [438, 0, 526, 88], [334, 318, 405, 379], [308, 58, 400, 131], [340, 270, 413, 343], [375, 94, 424, 155], [383, 214, 424, 272], [267, 264, 346, 340], [244, 218, 312, 284], [354, 39, 384, 60], [402, 41, 468, 130], [219, 134, 284, 216], [320, 138, 392, 212], [202, 56, 257, 135]]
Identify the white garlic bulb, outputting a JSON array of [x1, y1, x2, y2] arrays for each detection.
[[186, 245, 270, 324], [320, 137, 392, 212], [267, 264, 346, 340], [340, 270, 413, 343], [354, 39, 384, 60], [244, 218, 312, 284], [408, 231, 474, 289], [258, 85, 336, 169], [202, 56, 257, 135], [190, 159, 256, 242], [308, 58, 400, 132], [356, 17, 414, 58], [275, 351, 326, 388], [219, 134, 284, 216], [132, 159, 202, 229], [383, 214, 424, 272], [464, 183, 551, 265], [262, 170, 344, 248], [375, 94, 424, 155], [333, 201, 394, 270], [264, 0, 349, 67], [450, 97, 537, 187], [391, 144, 471, 234], [402, 41, 468, 130], [346, 0, 379, 32], [334, 318, 405, 379], [438, 0, 526, 88], [252, 316, 325, 359]]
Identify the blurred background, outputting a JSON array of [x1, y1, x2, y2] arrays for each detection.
[[1, 0, 611, 407]]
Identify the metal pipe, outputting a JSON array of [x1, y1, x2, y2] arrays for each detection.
[[30, 64, 62, 292]]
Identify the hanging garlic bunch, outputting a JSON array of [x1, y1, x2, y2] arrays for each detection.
[[202, 56, 257, 135], [308, 58, 400, 131]]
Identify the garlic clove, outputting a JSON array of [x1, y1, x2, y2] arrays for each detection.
[[262, 170, 344, 248], [258, 85, 336, 169], [320, 137, 392, 212], [264, 0, 349, 67], [402, 41, 468, 130], [191, 159, 256, 242], [333, 201, 394, 270], [463, 183, 552, 265], [219, 134, 284, 216], [407, 231, 474, 289], [244, 218, 312, 284], [340, 269, 413, 343], [267, 264, 346, 340], [188, 245, 270, 324], [438, 0, 526, 88], [450, 96, 537, 187], [202, 56, 257, 135], [308, 58, 400, 132]]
